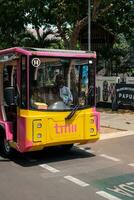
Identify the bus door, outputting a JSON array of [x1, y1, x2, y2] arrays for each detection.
[[3, 63, 17, 141]]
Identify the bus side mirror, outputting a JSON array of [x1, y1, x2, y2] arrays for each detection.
[[4, 87, 15, 106]]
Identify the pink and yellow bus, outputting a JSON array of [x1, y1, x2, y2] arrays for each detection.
[[0, 47, 100, 156]]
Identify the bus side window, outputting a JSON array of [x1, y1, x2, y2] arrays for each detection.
[[3, 66, 12, 106], [21, 56, 27, 108]]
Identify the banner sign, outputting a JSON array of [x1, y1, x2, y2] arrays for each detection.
[[96, 76, 120, 103], [116, 83, 134, 105]]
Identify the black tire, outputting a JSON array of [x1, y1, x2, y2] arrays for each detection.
[[2, 138, 12, 157], [0, 128, 12, 157]]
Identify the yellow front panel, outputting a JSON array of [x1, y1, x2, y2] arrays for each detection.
[[47, 115, 84, 143], [19, 108, 99, 151]]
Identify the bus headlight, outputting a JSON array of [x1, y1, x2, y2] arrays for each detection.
[[90, 119, 94, 124], [90, 128, 94, 133], [37, 123, 42, 128], [37, 133, 42, 138]]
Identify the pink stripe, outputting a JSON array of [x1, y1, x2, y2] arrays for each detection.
[[15, 47, 31, 55], [17, 117, 33, 152], [95, 112, 100, 131], [0, 121, 13, 140], [0, 47, 96, 58], [91, 108, 100, 132], [31, 51, 96, 58], [27, 56, 30, 108], [0, 47, 31, 55]]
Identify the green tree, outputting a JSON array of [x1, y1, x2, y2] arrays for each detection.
[[91, 0, 134, 73], [0, 0, 26, 48], [20, 26, 60, 48], [0, 0, 134, 52]]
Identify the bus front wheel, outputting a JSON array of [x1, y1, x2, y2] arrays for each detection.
[[1, 136, 12, 157]]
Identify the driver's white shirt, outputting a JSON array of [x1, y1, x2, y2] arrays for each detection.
[[59, 86, 73, 104]]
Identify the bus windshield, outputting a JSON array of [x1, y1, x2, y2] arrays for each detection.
[[29, 57, 95, 110]]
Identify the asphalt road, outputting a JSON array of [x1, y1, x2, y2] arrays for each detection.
[[0, 133, 134, 200]]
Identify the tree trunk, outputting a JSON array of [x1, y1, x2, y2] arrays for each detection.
[[92, 0, 102, 21], [69, 17, 88, 49]]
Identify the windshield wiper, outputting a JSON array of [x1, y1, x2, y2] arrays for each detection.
[[65, 87, 94, 120], [65, 105, 80, 120]]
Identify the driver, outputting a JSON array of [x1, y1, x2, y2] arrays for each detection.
[[55, 75, 73, 104]]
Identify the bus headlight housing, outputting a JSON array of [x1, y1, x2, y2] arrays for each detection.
[[32, 120, 43, 142]]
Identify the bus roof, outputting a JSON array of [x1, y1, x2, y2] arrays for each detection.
[[0, 47, 96, 59]]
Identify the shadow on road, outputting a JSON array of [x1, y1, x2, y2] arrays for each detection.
[[0, 146, 96, 167]]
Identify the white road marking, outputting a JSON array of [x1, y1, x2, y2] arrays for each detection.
[[78, 147, 95, 154], [85, 149, 95, 154], [96, 191, 122, 200], [100, 131, 134, 140], [99, 154, 120, 162], [128, 163, 134, 167], [78, 147, 85, 151], [40, 164, 60, 173], [64, 175, 89, 187]]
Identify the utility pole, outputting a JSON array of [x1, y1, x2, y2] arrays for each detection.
[[88, 0, 91, 51]]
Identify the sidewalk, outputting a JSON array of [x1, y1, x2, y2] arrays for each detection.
[[97, 108, 134, 134]]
